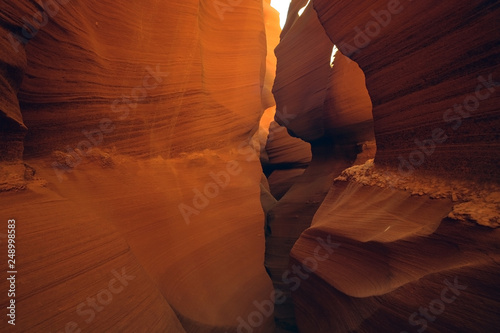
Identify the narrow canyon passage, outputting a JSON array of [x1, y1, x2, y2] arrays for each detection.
[[0, 1, 499, 333]]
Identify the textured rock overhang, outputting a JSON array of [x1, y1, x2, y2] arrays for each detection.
[[267, 0, 500, 332], [312, 0, 500, 180]]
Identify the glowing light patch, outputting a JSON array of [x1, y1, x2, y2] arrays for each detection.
[[270, 0, 291, 29], [298, 0, 311, 17], [330, 45, 339, 68]]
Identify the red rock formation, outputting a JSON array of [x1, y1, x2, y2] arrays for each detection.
[[314, 0, 500, 179], [272, 0, 334, 141], [272, 0, 500, 332], [262, 0, 281, 110], [265, 0, 376, 331], [1, 186, 187, 332], [1, 0, 499, 332], [265, 120, 311, 167], [291, 181, 500, 332], [0, 0, 277, 332]]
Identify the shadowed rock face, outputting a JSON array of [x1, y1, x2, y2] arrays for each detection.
[[0, 0, 499, 332], [268, 0, 500, 332], [291, 181, 500, 332], [314, 0, 500, 180], [266, 0, 376, 331]]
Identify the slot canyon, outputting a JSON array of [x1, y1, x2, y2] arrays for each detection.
[[0, 0, 499, 332]]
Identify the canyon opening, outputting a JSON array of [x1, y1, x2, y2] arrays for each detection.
[[0, 0, 499, 333]]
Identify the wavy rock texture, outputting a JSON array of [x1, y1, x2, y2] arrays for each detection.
[[0, 0, 277, 332], [314, 0, 500, 179], [265, 121, 311, 168], [272, 0, 333, 142], [1, 0, 499, 332], [1, 183, 187, 332], [265, 143, 359, 332], [291, 181, 500, 333], [264, 119, 311, 200], [265, 0, 375, 331], [272, 0, 500, 332]]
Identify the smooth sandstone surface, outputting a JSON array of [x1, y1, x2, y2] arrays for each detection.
[[291, 181, 500, 332], [1, 0, 277, 332], [0, 0, 499, 332]]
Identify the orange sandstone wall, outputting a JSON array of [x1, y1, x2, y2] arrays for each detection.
[[0, 0, 276, 332]]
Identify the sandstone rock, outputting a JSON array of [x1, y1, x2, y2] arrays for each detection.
[[0, 0, 276, 331], [1, 0, 499, 332], [274, 1, 500, 332], [314, 0, 500, 180], [264, 121, 311, 169], [272, 0, 333, 141], [265, 1, 377, 331], [291, 180, 500, 332]]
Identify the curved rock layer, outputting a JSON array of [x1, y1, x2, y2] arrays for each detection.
[[0, 183, 187, 332], [314, 0, 500, 179], [272, 0, 334, 142], [323, 50, 374, 143], [265, 121, 311, 168], [2, 151, 276, 332], [19, 0, 266, 158], [0, 0, 270, 159], [1, 0, 278, 332], [266, 0, 376, 331], [265, 143, 359, 332], [291, 181, 500, 332], [272, 1, 500, 332], [273, 0, 374, 144], [1, 0, 499, 332]]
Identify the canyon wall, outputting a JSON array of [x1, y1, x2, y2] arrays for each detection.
[[269, 0, 500, 332], [314, 0, 500, 179], [1, 0, 499, 332], [266, 1, 375, 331], [0, 0, 278, 332]]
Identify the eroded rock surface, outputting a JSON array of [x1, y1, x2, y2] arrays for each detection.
[[270, 0, 500, 332], [1, 0, 499, 332], [0, 0, 277, 332], [314, 0, 500, 179], [265, 1, 376, 331]]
